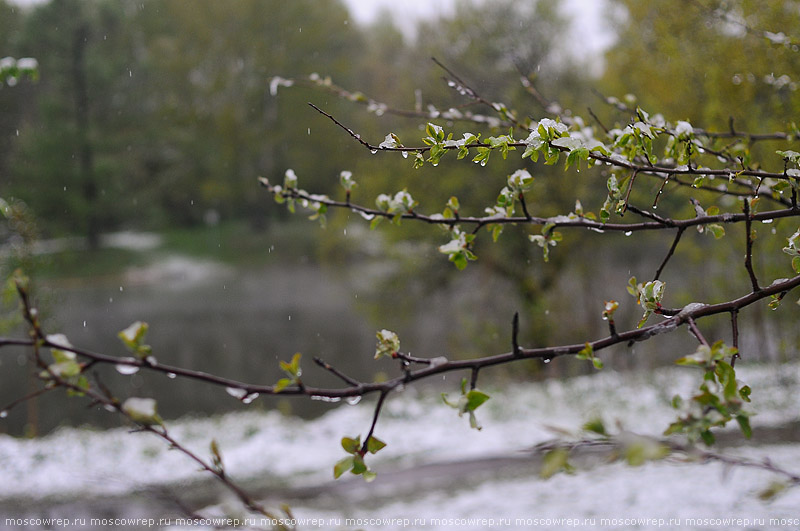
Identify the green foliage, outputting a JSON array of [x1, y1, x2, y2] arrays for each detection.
[[623, 437, 670, 466], [576, 342, 603, 370], [118, 321, 152, 360], [529, 223, 563, 263], [274, 352, 302, 392], [540, 448, 573, 479], [121, 397, 163, 426], [602, 300, 619, 322], [210, 439, 224, 473], [41, 333, 88, 394], [0, 56, 38, 85], [333, 434, 386, 482], [611, 110, 660, 164], [374, 329, 400, 360], [666, 341, 752, 445], [603, 0, 800, 138], [442, 378, 491, 430], [627, 277, 666, 327], [438, 227, 477, 270], [783, 228, 800, 272], [600, 175, 625, 224]]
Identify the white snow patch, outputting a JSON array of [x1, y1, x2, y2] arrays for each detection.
[[0, 362, 799, 523], [124, 256, 232, 287]]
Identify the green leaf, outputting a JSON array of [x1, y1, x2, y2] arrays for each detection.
[[374, 329, 400, 359], [452, 253, 468, 270], [736, 415, 752, 438], [793, 256, 800, 273], [121, 397, 163, 426], [351, 454, 367, 475], [341, 436, 360, 454], [48, 360, 82, 379], [118, 321, 151, 358], [366, 436, 386, 454], [583, 418, 607, 435], [540, 448, 571, 479], [66, 375, 89, 396], [758, 481, 788, 501], [472, 147, 491, 166], [279, 352, 302, 377], [333, 456, 354, 478], [739, 385, 752, 402], [441, 392, 458, 409], [522, 144, 539, 161], [273, 378, 292, 393], [491, 224, 503, 242], [625, 440, 668, 466], [464, 390, 490, 411], [410, 152, 423, 170], [565, 147, 590, 170], [339, 170, 356, 193], [576, 342, 593, 360], [706, 224, 725, 239], [777, 149, 800, 164], [627, 276, 638, 297]]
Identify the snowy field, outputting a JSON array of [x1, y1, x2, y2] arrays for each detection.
[[1, 362, 800, 530]]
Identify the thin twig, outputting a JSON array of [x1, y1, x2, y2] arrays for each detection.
[[730, 310, 741, 368], [587, 107, 610, 134], [362, 391, 388, 454], [313, 357, 361, 387], [743, 199, 760, 292], [687, 317, 709, 346], [470, 367, 480, 391], [0, 387, 50, 416], [654, 227, 686, 280], [621, 170, 639, 215]]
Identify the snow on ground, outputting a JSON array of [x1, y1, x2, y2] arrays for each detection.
[[1, 362, 799, 529], [293, 444, 800, 530]]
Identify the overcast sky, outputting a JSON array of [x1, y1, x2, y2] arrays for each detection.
[[8, 0, 615, 55], [341, 0, 614, 54]]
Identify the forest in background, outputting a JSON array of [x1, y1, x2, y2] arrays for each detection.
[[2, 0, 800, 366]]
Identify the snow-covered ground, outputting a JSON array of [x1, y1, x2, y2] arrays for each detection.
[[1, 362, 799, 530]]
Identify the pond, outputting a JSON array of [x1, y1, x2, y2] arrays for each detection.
[[0, 223, 481, 436]]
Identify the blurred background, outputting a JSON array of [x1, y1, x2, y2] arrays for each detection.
[[0, 0, 799, 466], [2, 0, 800, 525]]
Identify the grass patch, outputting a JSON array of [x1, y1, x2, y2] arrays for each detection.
[[7, 219, 325, 283], [25, 247, 148, 280], [160, 219, 323, 266]]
